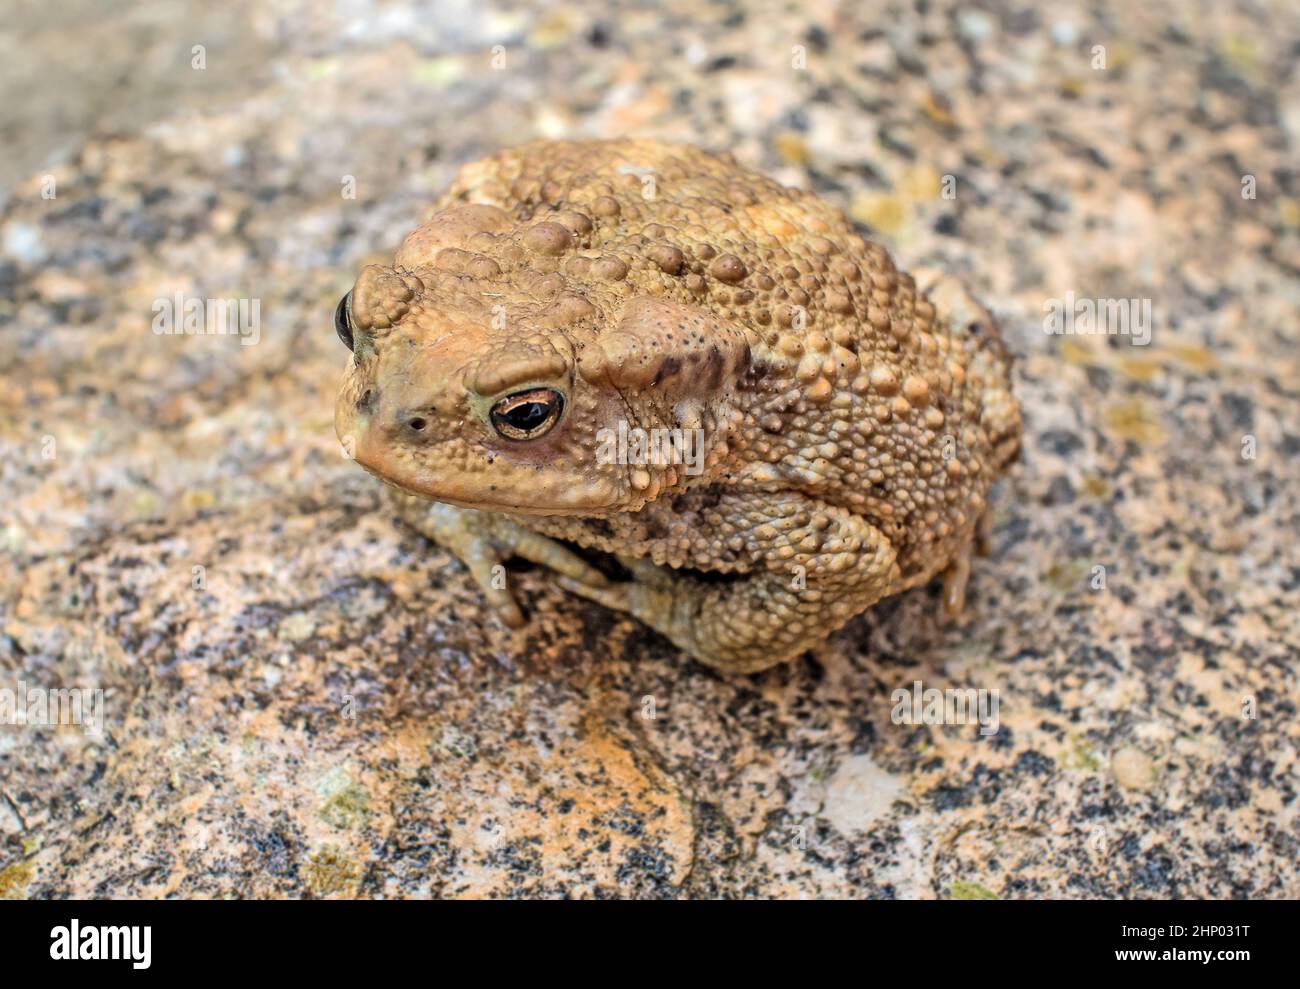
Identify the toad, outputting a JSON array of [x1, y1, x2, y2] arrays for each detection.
[[334, 139, 1020, 674]]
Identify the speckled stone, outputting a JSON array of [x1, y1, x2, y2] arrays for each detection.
[[1, 0, 1298, 899]]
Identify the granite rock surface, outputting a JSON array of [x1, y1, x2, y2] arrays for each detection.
[[1, 0, 1298, 898]]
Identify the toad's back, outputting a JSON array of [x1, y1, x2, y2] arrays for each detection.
[[433, 139, 1020, 580]]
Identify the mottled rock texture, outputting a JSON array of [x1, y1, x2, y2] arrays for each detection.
[[1, 0, 1297, 898]]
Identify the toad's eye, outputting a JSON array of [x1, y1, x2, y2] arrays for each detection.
[[335, 291, 354, 351], [489, 388, 564, 441]]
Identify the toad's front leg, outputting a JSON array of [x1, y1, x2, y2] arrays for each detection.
[[391, 487, 610, 629], [556, 492, 899, 675]]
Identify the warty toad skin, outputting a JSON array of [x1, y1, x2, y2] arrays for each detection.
[[334, 139, 1021, 674]]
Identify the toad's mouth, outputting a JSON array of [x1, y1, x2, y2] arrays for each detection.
[[369, 469, 620, 517], [338, 417, 620, 519]]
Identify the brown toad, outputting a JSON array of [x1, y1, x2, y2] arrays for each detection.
[[334, 139, 1021, 674]]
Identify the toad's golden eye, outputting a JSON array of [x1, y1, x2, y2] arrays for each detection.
[[335, 291, 354, 351], [489, 388, 564, 441]]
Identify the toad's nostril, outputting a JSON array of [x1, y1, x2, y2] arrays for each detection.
[[407, 417, 427, 432]]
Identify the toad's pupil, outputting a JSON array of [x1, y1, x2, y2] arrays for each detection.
[[507, 403, 547, 429], [489, 389, 563, 440]]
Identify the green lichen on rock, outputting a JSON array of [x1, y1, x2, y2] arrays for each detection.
[[303, 845, 361, 897], [316, 766, 370, 831], [319, 783, 369, 830], [0, 859, 34, 900], [949, 880, 999, 900], [1062, 734, 1104, 772]]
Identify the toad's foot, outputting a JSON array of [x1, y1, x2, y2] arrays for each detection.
[[391, 488, 609, 629], [941, 538, 973, 618], [556, 492, 897, 676], [912, 267, 999, 346], [940, 508, 997, 619]]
